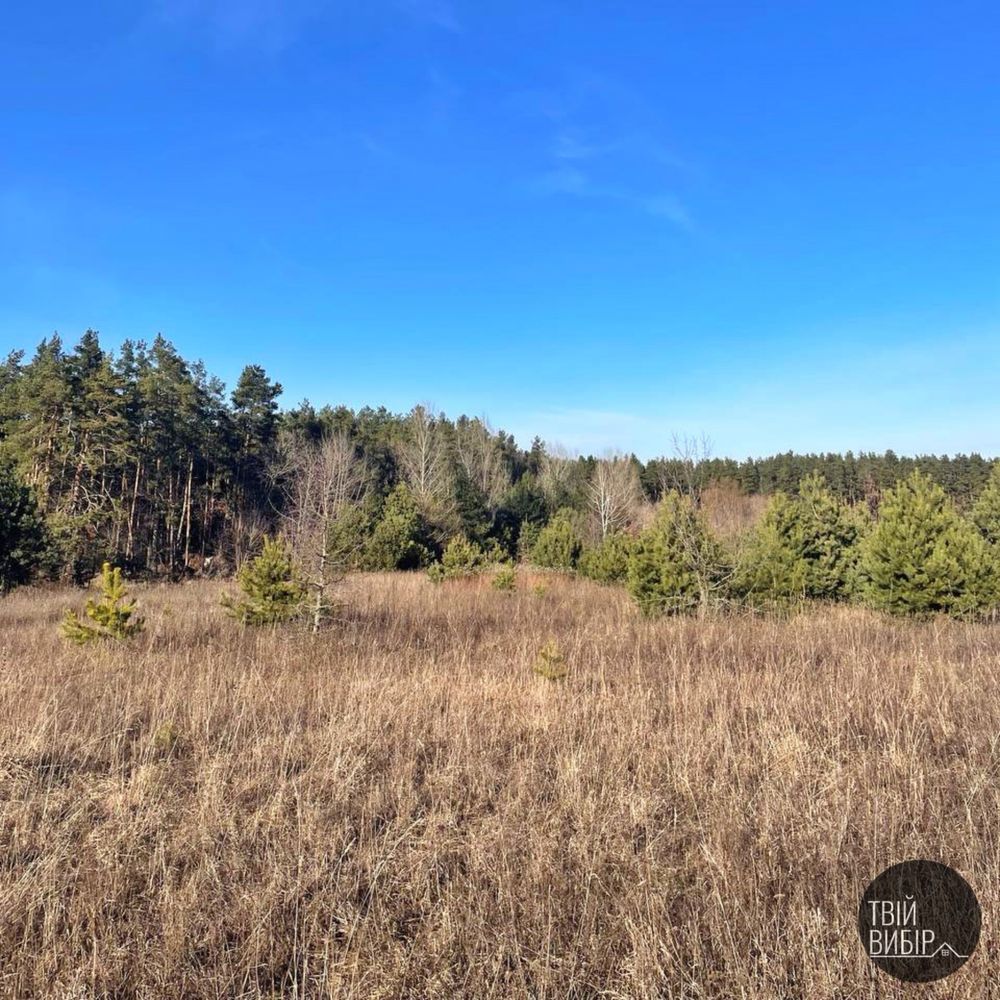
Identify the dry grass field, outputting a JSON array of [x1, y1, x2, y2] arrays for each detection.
[[1, 572, 999, 998]]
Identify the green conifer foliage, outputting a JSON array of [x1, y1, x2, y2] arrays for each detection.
[[737, 473, 863, 605], [0, 463, 48, 593], [61, 562, 145, 643], [530, 509, 584, 570], [362, 484, 432, 570], [971, 461, 1000, 545], [578, 532, 636, 585], [532, 639, 568, 680], [626, 493, 726, 616], [439, 535, 485, 577], [221, 536, 306, 626], [858, 471, 998, 617]]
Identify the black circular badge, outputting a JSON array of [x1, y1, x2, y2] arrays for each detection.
[[858, 860, 980, 983]]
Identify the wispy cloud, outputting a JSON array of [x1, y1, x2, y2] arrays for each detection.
[[152, 0, 326, 53], [532, 167, 590, 197], [552, 130, 603, 161], [642, 194, 692, 228], [518, 79, 696, 231], [398, 0, 461, 32], [530, 165, 694, 229]]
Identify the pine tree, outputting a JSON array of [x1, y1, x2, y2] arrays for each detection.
[[0, 464, 48, 593], [532, 639, 568, 680], [737, 473, 863, 605], [530, 508, 584, 570], [626, 492, 726, 616], [971, 461, 1000, 545], [858, 471, 998, 617], [61, 563, 144, 643], [221, 536, 305, 626], [439, 535, 485, 578], [578, 532, 635, 585], [362, 484, 432, 570]]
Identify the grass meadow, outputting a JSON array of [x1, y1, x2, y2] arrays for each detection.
[[1, 572, 998, 998]]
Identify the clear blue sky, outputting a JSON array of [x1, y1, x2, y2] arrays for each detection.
[[2, 2, 999, 459]]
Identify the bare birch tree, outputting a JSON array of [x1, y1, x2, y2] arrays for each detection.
[[397, 404, 455, 524], [586, 452, 642, 538], [539, 443, 577, 509], [659, 432, 715, 504], [659, 433, 733, 616], [273, 431, 367, 632], [454, 416, 510, 508]]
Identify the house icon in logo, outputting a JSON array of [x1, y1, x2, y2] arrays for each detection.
[[930, 943, 968, 960]]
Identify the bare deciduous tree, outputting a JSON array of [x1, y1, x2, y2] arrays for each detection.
[[397, 404, 455, 524], [659, 432, 715, 504], [454, 416, 510, 508], [539, 443, 577, 509], [660, 434, 733, 616], [273, 431, 367, 632], [586, 453, 642, 538]]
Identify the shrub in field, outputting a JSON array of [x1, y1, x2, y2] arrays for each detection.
[[972, 461, 1000, 545], [151, 721, 185, 757], [627, 492, 727, 617], [578, 532, 636, 585], [531, 508, 584, 571], [517, 520, 542, 561], [362, 484, 432, 570], [858, 471, 999, 617], [492, 565, 517, 591], [441, 535, 485, 577], [532, 639, 568, 680], [61, 562, 144, 643], [0, 463, 48, 594], [326, 503, 373, 572], [222, 536, 306, 626], [736, 472, 864, 606]]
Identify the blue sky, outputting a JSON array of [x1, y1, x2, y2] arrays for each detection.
[[2, 2, 999, 459]]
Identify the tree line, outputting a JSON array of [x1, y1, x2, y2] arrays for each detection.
[[2, 330, 1000, 619]]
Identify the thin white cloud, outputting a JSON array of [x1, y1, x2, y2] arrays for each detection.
[[399, 0, 461, 32], [518, 81, 695, 231], [529, 166, 693, 228], [642, 194, 693, 229], [552, 131, 602, 161], [152, 0, 326, 53], [532, 167, 590, 197]]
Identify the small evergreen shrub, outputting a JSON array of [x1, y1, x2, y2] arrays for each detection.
[[492, 565, 517, 591], [517, 520, 542, 561], [222, 536, 306, 625], [736, 473, 864, 607], [362, 484, 432, 570], [626, 493, 726, 616], [857, 471, 999, 617], [61, 562, 145, 643], [441, 535, 485, 577], [327, 504, 373, 572], [531, 509, 584, 571], [532, 639, 568, 681], [426, 562, 446, 584], [578, 532, 636, 585], [152, 721, 184, 757]]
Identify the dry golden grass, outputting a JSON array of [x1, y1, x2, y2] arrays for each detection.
[[1, 572, 999, 998]]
